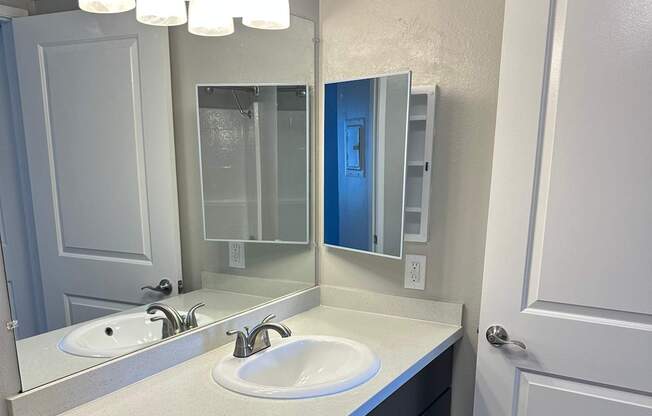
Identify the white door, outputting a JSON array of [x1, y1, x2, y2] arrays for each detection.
[[474, 1, 652, 415], [12, 11, 182, 331]]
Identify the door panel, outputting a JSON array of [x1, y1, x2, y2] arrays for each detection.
[[12, 11, 181, 331], [63, 294, 137, 326], [474, 1, 652, 414], [516, 371, 651, 416], [530, 0, 652, 316], [41, 37, 152, 262]]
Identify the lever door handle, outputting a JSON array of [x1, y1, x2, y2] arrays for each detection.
[[486, 325, 526, 349], [141, 279, 173, 295]]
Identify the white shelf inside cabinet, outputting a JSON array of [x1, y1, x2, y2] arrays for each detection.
[[404, 87, 436, 243]]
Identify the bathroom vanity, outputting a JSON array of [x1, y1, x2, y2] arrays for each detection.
[[54, 286, 462, 416]]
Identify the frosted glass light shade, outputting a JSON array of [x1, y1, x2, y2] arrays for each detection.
[[243, 0, 290, 30], [79, 0, 135, 13], [137, 0, 187, 26], [188, 0, 235, 36]]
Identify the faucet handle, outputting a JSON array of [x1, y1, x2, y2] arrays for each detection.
[[184, 302, 205, 330], [226, 329, 250, 358], [226, 329, 243, 336]]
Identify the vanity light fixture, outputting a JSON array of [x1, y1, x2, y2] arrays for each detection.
[[136, 0, 187, 26], [78, 0, 290, 35], [188, 0, 235, 37], [242, 0, 290, 30], [79, 0, 135, 13]]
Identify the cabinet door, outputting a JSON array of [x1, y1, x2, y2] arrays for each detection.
[[369, 347, 452, 416], [404, 88, 436, 243]]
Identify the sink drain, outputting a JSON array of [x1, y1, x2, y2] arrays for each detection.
[[104, 327, 114, 336]]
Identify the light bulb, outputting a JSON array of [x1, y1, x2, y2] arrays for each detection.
[[79, 0, 135, 13], [188, 0, 235, 36], [137, 0, 187, 26], [243, 0, 290, 30]]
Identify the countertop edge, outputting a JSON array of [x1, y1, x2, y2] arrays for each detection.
[[351, 325, 463, 416]]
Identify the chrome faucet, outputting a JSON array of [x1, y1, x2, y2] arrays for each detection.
[[147, 303, 184, 336], [226, 314, 292, 358], [146, 302, 206, 339]]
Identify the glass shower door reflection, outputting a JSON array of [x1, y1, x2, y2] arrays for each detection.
[[196, 85, 309, 243]]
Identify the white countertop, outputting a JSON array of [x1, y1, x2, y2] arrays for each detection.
[[17, 289, 272, 390], [60, 305, 462, 416]]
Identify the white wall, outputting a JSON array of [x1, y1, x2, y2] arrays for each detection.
[[319, 1, 505, 415]]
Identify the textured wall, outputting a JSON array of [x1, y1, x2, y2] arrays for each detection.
[[318, 1, 505, 414]]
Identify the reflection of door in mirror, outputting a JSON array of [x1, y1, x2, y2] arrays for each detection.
[[0, 9, 316, 393], [197, 85, 309, 244], [9, 13, 182, 335], [324, 73, 411, 259]]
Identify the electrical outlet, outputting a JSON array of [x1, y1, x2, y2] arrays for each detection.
[[228, 242, 245, 269], [404, 254, 426, 290]]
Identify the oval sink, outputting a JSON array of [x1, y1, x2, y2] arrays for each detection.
[[59, 311, 212, 358], [212, 336, 380, 399]]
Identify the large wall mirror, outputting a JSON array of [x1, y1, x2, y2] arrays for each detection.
[[323, 72, 411, 259], [0, 12, 315, 391], [197, 84, 309, 243]]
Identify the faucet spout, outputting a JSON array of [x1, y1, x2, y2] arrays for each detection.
[[249, 322, 292, 342], [146, 303, 184, 335], [226, 314, 292, 358]]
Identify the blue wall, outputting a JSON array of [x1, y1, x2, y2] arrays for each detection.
[[324, 79, 374, 251], [324, 83, 340, 244]]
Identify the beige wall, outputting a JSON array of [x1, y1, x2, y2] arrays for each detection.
[[319, 1, 504, 415]]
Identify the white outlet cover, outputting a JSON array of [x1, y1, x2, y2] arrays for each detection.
[[228, 242, 245, 269], [404, 254, 426, 290]]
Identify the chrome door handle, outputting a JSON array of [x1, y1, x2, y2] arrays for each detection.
[[486, 325, 526, 350], [141, 279, 173, 295]]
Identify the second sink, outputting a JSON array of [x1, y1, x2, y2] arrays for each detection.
[[59, 310, 212, 358]]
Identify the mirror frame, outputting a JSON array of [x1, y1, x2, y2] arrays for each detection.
[[195, 83, 311, 244], [322, 71, 412, 260]]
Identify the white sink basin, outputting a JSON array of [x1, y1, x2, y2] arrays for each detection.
[[212, 336, 380, 399], [59, 311, 212, 358]]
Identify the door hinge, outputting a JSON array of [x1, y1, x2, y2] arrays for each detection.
[[425, 161, 430, 172], [373, 235, 378, 245], [6, 320, 18, 331]]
